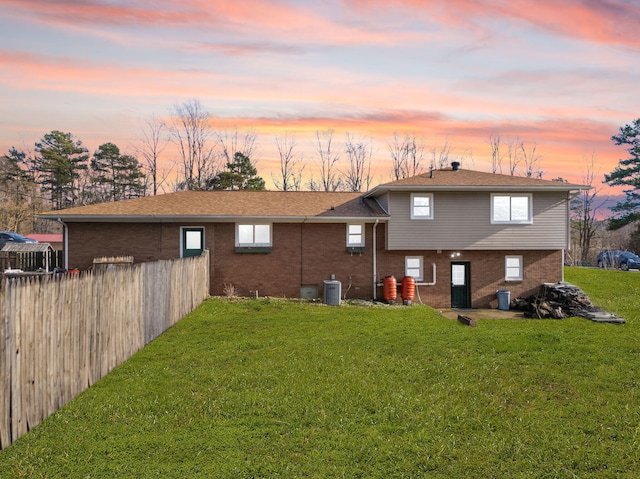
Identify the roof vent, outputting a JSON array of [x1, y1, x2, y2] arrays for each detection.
[[451, 161, 460, 171]]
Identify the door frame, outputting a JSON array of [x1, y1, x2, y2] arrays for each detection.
[[180, 226, 205, 258]]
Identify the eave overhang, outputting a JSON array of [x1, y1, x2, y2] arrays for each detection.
[[39, 214, 389, 223], [365, 185, 588, 197]]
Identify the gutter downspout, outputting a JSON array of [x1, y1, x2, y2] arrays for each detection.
[[562, 190, 575, 281], [372, 219, 379, 300], [57, 218, 68, 270], [301, 217, 307, 289], [417, 263, 437, 286]]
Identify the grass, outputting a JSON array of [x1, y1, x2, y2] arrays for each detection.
[[0, 267, 639, 478]]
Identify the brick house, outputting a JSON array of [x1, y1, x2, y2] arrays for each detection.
[[40, 165, 585, 308]]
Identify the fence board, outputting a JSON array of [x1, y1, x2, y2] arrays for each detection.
[[24, 279, 35, 431], [0, 284, 8, 448], [0, 251, 209, 449]]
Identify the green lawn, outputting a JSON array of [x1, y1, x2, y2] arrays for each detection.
[[1, 267, 639, 478]]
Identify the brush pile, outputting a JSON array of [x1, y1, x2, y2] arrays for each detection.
[[511, 282, 599, 319]]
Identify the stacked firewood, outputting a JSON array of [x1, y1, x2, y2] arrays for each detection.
[[511, 282, 599, 319]]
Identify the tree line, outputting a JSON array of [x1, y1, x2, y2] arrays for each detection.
[[570, 118, 640, 264], [3, 98, 639, 261]]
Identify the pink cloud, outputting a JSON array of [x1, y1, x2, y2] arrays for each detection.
[[212, 110, 622, 182], [0, 0, 197, 26], [0, 48, 247, 100], [506, 0, 640, 48], [0, 47, 533, 124], [4, 0, 637, 54], [1, 46, 622, 184], [0, 0, 422, 48], [347, 0, 640, 48]]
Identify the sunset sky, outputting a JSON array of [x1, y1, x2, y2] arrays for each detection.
[[1, 0, 638, 192]]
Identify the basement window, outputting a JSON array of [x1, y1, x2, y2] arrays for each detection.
[[405, 256, 423, 281], [505, 255, 523, 281]]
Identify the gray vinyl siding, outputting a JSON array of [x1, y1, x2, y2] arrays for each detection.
[[375, 193, 390, 214], [387, 191, 569, 250]]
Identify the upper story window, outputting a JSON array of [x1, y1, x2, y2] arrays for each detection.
[[346, 224, 364, 247], [411, 194, 434, 220], [236, 224, 271, 247], [491, 194, 532, 224]]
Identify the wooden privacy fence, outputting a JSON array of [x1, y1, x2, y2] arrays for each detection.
[[0, 251, 209, 449]]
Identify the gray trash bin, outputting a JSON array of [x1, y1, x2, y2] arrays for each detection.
[[497, 290, 511, 311]]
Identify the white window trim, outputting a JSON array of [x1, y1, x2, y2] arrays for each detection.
[[235, 223, 272, 247], [405, 256, 424, 281], [346, 223, 365, 247], [491, 193, 532, 224], [505, 255, 523, 281], [410, 193, 434, 220]]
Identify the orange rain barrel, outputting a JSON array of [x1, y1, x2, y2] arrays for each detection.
[[383, 276, 397, 303], [401, 276, 416, 305]]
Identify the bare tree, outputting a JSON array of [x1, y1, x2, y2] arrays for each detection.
[[273, 134, 304, 191], [137, 115, 170, 195], [388, 132, 425, 180], [429, 138, 454, 170], [488, 134, 503, 174], [313, 129, 342, 191], [168, 99, 216, 190], [343, 133, 373, 192], [505, 136, 523, 176], [217, 127, 258, 167], [388, 133, 406, 180], [571, 153, 604, 264], [0, 149, 43, 232], [521, 141, 543, 178]]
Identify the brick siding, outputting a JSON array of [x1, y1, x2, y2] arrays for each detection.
[[67, 221, 563, 308], [376, 248, 561, 308]]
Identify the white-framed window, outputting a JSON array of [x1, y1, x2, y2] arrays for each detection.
[[346, 224, 365, 247], [505, 255, 523, 281], [491, 194, 532, 224], [411, 194, 434, 220], [405, 256, 423, 281], [236, 224, 271, 247]]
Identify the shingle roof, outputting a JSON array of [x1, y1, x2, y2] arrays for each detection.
[[2, 243, 54, 252], [39, 190, 388, 221], [367, 167, 586, 195], [39, 169, 586, 222]]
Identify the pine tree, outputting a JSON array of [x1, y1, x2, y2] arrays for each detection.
[[34, 131, 89, 209], [605, 118, 640, 230], [90, 143, 146, 202], [208, 152, 265, 190]]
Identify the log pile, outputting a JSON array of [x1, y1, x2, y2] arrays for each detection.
[[511, 282, 599, 319]]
